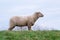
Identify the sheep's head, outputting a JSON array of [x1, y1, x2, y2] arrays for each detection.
[[35, 12, 44, 18]]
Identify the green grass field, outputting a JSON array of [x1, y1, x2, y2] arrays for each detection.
[[0, 30, 60, 40]]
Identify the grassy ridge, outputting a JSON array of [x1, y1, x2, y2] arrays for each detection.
[[0, 30, 60, 40]]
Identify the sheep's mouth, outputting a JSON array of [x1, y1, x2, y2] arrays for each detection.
[[41, 15, 44, 17]]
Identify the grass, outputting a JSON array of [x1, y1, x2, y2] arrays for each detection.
[[0, 30, 60, 40]]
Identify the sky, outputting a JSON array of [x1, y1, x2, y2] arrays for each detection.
[[0, 0, 60, 30]]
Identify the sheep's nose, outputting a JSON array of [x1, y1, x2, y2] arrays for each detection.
[[42, 15, 44, 17]]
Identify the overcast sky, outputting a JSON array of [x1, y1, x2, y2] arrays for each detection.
[[0, 0, 60, 30]]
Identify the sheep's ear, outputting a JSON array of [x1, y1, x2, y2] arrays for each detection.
[[36, 12, 40, 13], [35, 12, 40, 15]]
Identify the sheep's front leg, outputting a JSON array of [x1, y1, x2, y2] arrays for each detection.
[[27, 22, 32, 30], [28, 26, 31, 30]]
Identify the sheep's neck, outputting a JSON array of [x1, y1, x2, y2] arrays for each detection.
[[33, 15, 39, 22]]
